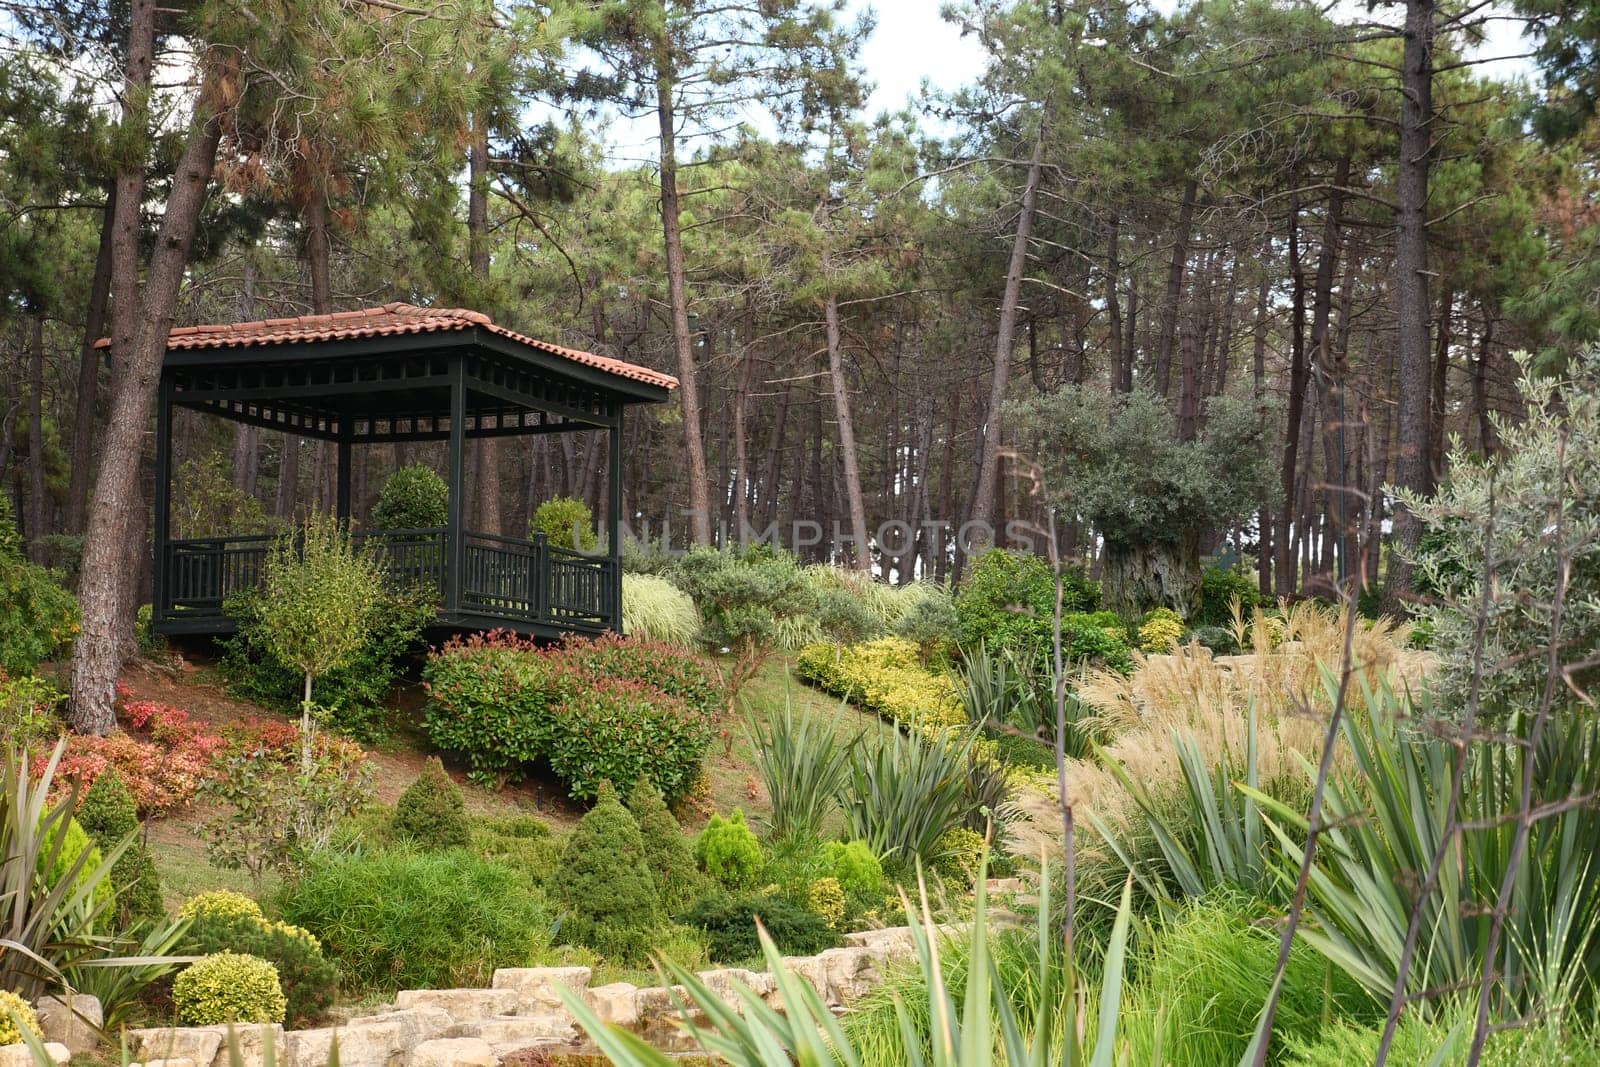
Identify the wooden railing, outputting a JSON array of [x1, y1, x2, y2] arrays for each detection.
[[159, 527, 615, 633]]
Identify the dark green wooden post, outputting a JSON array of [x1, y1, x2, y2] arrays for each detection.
[[151, 369, 173, 624], [445, 355, 466, 613], [335, 425, 352, 521], [608, 404, 623, 631]]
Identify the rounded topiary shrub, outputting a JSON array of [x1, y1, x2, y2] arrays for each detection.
[[531, 496, 597, 552], [817, 839, 884, 902], [173, 952, 287, 1025], [180, 889, 265, 924], [695, 809, 763, 890], [682, 892, 839, 962], [36, 814, 113, 912], [553, 783, 661, 963], [0, 989, 40, 1046], [179, 911, 338, 1028], [372, 465, 449, 530], [392, 758, 471, 851]]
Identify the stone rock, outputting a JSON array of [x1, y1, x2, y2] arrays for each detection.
[[984, 877, 1026, 896], [815, 946, 879, 1005], [127, 1024, 283, 1067], [630, 985, 691, 1023], [0, 1043, 69, 1067], [776, 955, 830, 1008], [466, 1014, 575, 1049], [489, 967, 592, 1014], [843, 926, 916, 961], [393, 991, 518, 1025], [133, 1059, 198, 1067], [341, 1009, 451, 1050], [585, 983, 639, 1029], [283, 1020, 400, 1067], [34, 994, 102, 1056], [694, 969, 774, 1013], [410, 1038, 497, 1067]]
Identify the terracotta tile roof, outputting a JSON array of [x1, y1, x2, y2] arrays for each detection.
[[98, 303, 677, 391]]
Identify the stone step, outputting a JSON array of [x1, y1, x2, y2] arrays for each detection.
[[393, 990, 518, 1024], [488, 966, 592, 1015]]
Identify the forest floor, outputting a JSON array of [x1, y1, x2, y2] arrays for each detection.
[[119, 650, 902, 907]]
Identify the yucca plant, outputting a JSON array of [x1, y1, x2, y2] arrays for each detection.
[[2, 744, 130, 998], [1251, 677, 1600, 1018], [958, 643, 1093, 757], [558, 854, 1136, 1066], [746, 695, 857, 841], [843, 723, 976, 866]]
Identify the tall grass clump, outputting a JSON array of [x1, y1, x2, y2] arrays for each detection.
[[843, 723, 979, 867], [746, 696, 855, 841], [622, 572, 700, 646]]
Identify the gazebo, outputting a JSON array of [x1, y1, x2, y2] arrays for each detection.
[[123, 303, 676, 640]]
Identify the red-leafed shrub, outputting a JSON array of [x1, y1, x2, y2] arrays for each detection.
[[421, 631, 717, 801]]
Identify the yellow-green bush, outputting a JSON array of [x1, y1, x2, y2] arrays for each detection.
[[0, 990, 39, 1046], [794, 638, 965, 729], [172, 952, 287, 1025], [621, 573, 700, 646], [805, 876, 847, 930], [1137, 607, 1185, 652], [935, 827, 987, 885], [179, 889, 265, 925]]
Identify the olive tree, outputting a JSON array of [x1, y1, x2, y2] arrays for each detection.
[[1012, 385, 1274, 618], [255, 513, 384, 768]]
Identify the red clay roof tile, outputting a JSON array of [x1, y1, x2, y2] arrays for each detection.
[[98, 302, 677, 391]]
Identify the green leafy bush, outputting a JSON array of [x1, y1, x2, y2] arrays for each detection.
[[817, 840, 884, 903], [470, 814, 562, 892], [1195, 564, 1261, 629], [804, 876, 846, 929], [0, 673, 63, 747], [77, 768, 163, 928], [622, 572, 700, 645], [1190, 624, 1239, 655], [553, 784, 662, 964], [279, 848, 550, 992], [173, 952, 286, 1025], [629, 781, 703, 912], [695, 810, 763, 890], [795, 638, 966, 729], [531, 496, 598, 551], [179, 889, 263, 924], [372, 464, 449, 529], [670, 545, 816, 705], [891, 583, 960, 661], [0, 555, 79, 675], [422, 632, 716, 801], [933, 827, 986, 886], [681, 892, 840, 963], [36, 815, 114, 914], [953, 549, 1098, 656], [179, 911, 337, 1027], [391, 759, 471, 850]]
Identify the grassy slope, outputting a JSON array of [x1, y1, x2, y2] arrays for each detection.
[[133, 652, 887, 905]]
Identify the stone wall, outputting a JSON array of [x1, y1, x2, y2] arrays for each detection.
[[8, 926, 925, 1067]]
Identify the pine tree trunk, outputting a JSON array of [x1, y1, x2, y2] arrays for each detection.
[[1383, 0, 1436, 612], [1276, 199, 1307, 595], [25, 316, 47, 561], [467, 116, 501, 535], [1154, 178, 1198, 398], [825, 295, 871, 572], [70, 77, 223, 734], [67, 193, 116, 535]]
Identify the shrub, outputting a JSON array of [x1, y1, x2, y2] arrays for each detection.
[[200, 730, 373, 890], [795, 638, 966, 730], [179, 910, 338, 1027], [471, 814, 562, 892], [1136, 607, 1185, 652], [36, 815, 114, 914], [280, 848, 550, 992], [179, 889, 264, 925], [695, 810, 763, 890], [0, 673, 62, 747], [172, 952, 287, 1026], [77, 768, 164, 928], [804, 877, 847, 929], [1195, 564, 1260, 629], [0, 554, 79, 675], [933, 827, 986, 886], [392, 759, 471, 850], [553, 784, 661, 963], [373, 464, 449, 529], [670, 545, 816, 707], [531, 496, 598, 552], [682, 892, 840, 963], [891, 583, 959, 662], [0, 989, 40, 1047], [221, 588, 431, 743], [628, 781, 703, 912], [954, 549, 1098, 656], [622, 573, 700, 645], [422, 632, 716, 801], [817, 840, 884, 902], [1190, 624, 1239, 655]]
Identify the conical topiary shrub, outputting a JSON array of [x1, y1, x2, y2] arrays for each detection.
[[628, 780, 703, 911], [553, 782, 662, 962], [391, 758, 471, 851]]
